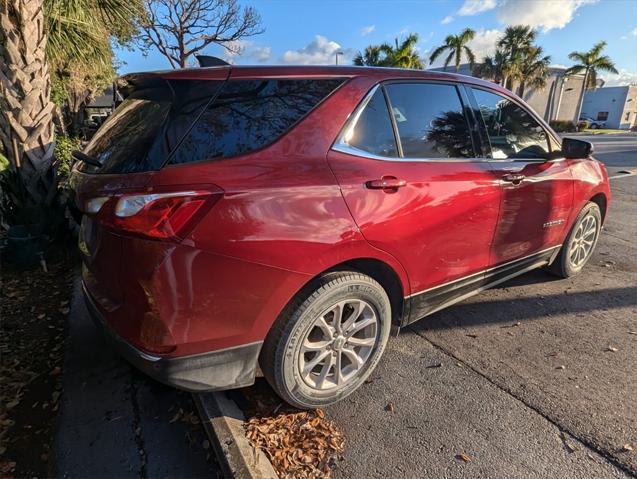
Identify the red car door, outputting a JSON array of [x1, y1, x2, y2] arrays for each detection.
[[469, 87, 574, 266], [328, 81, 502, 322]]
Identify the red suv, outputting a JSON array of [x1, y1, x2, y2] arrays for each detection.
[[71, 65, 610, 408]]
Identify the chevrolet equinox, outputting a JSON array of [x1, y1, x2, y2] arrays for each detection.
[[71, 65, 610, 408]]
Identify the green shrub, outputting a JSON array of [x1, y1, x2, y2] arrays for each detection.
[[54, 136, 81, 178], [0, 151, 8, 173], [549, 120, 577, 132]]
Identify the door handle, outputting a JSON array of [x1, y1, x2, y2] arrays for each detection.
[[366, 176, 407, 190], [502, 173, 525, 185]]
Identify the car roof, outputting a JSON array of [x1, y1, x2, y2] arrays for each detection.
[[122, 64, 507, 95]]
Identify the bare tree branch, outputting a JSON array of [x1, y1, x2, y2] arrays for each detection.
[[137, 0, 264, 68]]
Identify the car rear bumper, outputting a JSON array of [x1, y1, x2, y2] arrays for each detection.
[[82, 282, 261, 392]]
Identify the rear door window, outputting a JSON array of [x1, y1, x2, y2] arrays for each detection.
[[170, 79, 344, 164], [337, 88, 398, 157], [471, 88, 549, 159], [80, 80, 222, 174], [385, 83, 475, 158]]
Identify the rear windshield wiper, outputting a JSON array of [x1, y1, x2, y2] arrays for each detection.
[[72, 150, 102, 168]]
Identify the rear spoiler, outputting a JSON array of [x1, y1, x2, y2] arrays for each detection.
[[115, 59, 232, 103]]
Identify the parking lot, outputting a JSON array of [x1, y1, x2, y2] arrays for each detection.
[[325, 134, 637, 478]]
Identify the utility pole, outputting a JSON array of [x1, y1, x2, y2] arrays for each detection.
[[335, 51, 343, 65]]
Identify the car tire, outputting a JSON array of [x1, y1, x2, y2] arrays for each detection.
[[260, 271, 392, 409], [589, 123, 598, 129], [547, 202, 602, 278]]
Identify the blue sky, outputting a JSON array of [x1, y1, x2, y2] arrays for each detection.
[[116, 0, 637, 86]]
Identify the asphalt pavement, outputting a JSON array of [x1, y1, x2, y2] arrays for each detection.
[[571, 133, 637, 170], [325, 133, 637, 478]]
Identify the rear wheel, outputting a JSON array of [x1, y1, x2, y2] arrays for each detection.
[[260, 272, 391, 409], [548, 202, 601, 278]]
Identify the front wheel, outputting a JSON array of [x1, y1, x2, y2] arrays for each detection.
[[260, 272, 391, 409], [548, 202, 602, 278]]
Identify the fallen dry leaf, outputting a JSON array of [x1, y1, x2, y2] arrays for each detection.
[[556, 365, 566, 370], [621, 444, 634, 452], [456, 452, 472, 463], [385, 403, 395, 413], [606, 346, 619, 352], [559, 432, 577, 453]]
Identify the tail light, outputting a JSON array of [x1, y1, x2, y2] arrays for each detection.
[[87, 188, 221, 240]]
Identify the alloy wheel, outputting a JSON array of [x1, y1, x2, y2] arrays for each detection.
[[299, 299, 378, 391], [569, 213, 598, 268]]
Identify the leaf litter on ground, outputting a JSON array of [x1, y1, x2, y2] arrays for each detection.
[[245, 407, 345, 478]]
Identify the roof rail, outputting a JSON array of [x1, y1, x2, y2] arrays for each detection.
[[196, 55, 230, 67]]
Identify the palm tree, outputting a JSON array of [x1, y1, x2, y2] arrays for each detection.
[[567, 41, 618, 122], [473, 50, 510, 85], [354, 34, 423, 69], [496, 25, 536, 90], [381, 34, 423, 69], [516, 46, 551, 98], [0, 1, 55, 205], [0, 0, 140, 210], [353, 45, 385, 67], [567, 41, 618, 90], [429, 28, 476, 71]]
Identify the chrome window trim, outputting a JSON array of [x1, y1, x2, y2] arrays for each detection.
[[332, 143, 485, 163], [331, 81, 489, 164]]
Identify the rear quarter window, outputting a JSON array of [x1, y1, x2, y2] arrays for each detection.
[[170, 78, 345, 165], [80, 80, 222, 174]]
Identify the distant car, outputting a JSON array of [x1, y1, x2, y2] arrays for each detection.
[[579, 117, 606, 129], [71, 65, 611, 408]]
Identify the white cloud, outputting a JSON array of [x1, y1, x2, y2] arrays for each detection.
[[441, 15, 454, 24], [281, 35, 354, 65], [467, 28, 502, 61], [497, 0, 597, 32], [458, 0, 497, 16], [360, 25, 375, 36], [223, 40, 272, 63], [631, 27, 637, 36], [600, 69, 637, 87]]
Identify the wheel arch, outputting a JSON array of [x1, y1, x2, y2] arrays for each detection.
[[589, 192, 608, 222], [271, 257, 408, 335], [327, 258, 406, 327]]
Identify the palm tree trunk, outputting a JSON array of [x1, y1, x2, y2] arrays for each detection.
[[0, 0, 56, 206], [518, 81, 526, 98]]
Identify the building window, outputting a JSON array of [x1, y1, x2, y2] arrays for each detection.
[[597, 112, 609, 121], [625, 112, 631, 121]]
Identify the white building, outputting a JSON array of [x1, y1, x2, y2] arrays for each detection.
[[582, 85, 637, 130], [428, 64, 585, 124]]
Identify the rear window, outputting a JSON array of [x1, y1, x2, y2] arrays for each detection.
[[170, 78, 344, 165], [80, 80, 222, 174]]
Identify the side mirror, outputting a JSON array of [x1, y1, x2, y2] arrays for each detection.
[[561, 137, 594, 159]]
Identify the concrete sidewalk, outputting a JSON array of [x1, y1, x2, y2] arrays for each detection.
[[54, 282, 217, 478]]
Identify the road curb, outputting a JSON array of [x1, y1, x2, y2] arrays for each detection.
[[194, 392, 278, 479]]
